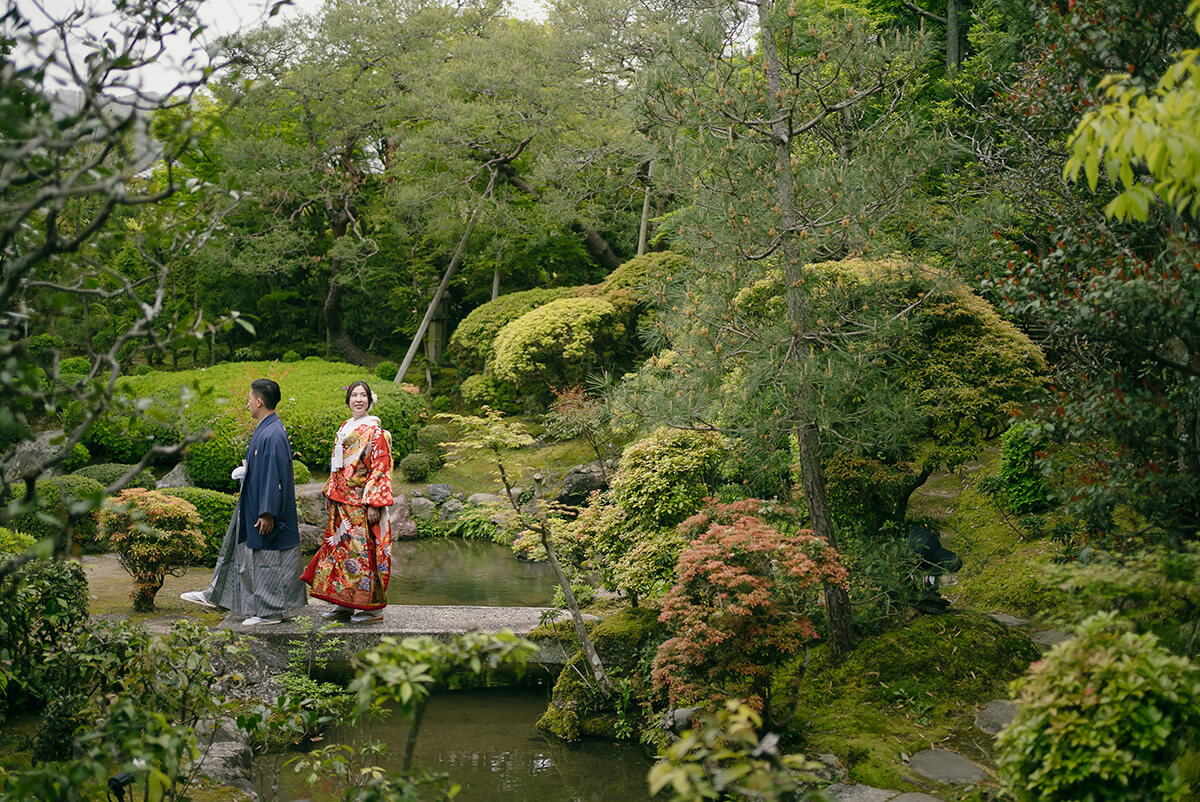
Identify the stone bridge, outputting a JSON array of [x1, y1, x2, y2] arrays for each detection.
[[220, 604, 581, 666]]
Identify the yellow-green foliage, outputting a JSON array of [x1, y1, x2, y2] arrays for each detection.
[[571, 428, 727, 601], [100, 488, 206, 611], [95, 360, 426, 491], [0, 527, 35, 555], [598, 251, 687, 294], [449, 286, 578, 367], [997, 612, 1200, 801], [491, 297, 623, 386], [787, 612, 1039, 789]]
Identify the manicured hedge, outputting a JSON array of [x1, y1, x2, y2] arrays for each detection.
[[159, 486, 237, 562], [71, 463, 157, 491], [448, 286, 579, 369], [491, 297, 623, 386], [4, 475, 106, 551], [89, 361, 427, 491]]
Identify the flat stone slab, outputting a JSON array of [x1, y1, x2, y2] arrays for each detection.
[[908, 749, 987, 784], [1032, 629, 1070, 648], [989, 613, 1027, 628], [975, 699, 1018, 735], [823, 784, 897, 802], [892, 794, 943, 802], [219, 604, 588, 664]]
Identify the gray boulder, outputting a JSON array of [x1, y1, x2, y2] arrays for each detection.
[[439, 498, 465, 521], [3, 429, 64, 482], [294, 482, 328, 527], [298, 523, 323, 554], [388, 495, 418, 540], [557, 464, 607, 505], [975, 699, 1018, 736], [907, 749, 987, 784], [194, 718, 255, 798], [427, 483, 453, 503], [156, 462, 192, 489], [466, 492, 504, 506], [409, 496, 437, 519]]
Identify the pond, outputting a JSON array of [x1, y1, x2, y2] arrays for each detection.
[[257, 687, 653, 802], [387, 538, 556, 607]]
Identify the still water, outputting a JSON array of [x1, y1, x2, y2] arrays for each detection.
[[260, 687, 653, 801], [387, 538, 556, 607]]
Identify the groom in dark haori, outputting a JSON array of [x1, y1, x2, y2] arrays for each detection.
[[181, 378, 306, 625]]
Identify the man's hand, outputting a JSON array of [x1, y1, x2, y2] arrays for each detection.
[[256, 513, 275, 536], [366, 506, 381, 526]]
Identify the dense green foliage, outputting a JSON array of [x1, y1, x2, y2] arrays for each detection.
[[491, 297, 624, 389], [997, 423, 1051, 514], [571, 427, 727, 601], [94, 361, 427, 490], [99, 489, 206, 611], [449, 287, 579, 369], [158, 486, 237, 562], [71, 463, 157, 492], [0, 558, 89, 723], [997, 612, 1200, 800], [3, 477, 105, 551], [398, 452, 436, 483]]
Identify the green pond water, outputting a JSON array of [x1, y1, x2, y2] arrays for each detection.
[[258, 687, 653, 801], [386, 538, 556, 607]]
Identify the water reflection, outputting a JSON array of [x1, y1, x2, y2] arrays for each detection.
[[389, 539, 555, 607], [262, 688, 652, 802]]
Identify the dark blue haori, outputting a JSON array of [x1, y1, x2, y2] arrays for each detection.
[[238, 412, 300, 551]]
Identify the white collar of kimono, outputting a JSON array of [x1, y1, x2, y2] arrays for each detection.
[[330, 414, 380, 471]]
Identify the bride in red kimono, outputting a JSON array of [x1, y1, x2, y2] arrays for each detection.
[[302, 380, 394, 624]]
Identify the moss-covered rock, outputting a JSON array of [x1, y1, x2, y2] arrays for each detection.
[[536, 606, 665, 742], [783, 611, 1038, 790]]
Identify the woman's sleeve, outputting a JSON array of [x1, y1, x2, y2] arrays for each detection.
[[362, 426, 394, 508]]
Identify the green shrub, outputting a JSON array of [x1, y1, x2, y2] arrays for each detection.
[[0, 558, 89, 720], [72, 462, 157, 491], [491, 297, 623, 388], [84, 361, 427, 491], [62, 442, 90, 473], [26, 333, 64, 370], [448, 286, 578, 368], [0, 417, 34, 453], [598, 251, 687, 295], [399, 452, 436, 483], [998, 422, 1050, 514], [375, 360, 399, 381], [416, 423, 450, 468], [460, 373, 518, 412], [997, 611, 1200, 801], [293, 459, 312, 484], [159, 487, 236, 562], [100, 489, 206, 611], [58, 356, 90, 374], [431, 395, 452, 412], [445, 504, 501, 542], [823, 453, 919, 540], [0, 527, 35, 554], [4, 476, 106, 550], [281, 350, 302, 363]]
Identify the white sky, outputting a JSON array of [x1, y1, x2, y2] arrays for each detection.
[[12, 0, 546, 95]]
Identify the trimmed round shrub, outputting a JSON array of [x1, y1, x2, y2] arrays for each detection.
[[416, 423, 450, 468], [4, 476, 106, 550], [72, 462, 157, 491], [0, 527, 36, 555], [57, 356, 90, 375], [0, 557, 88, 718], [26, 333, 64, 371], [460, 374, 518, 413], [491, 297, 623, 388], [374, 360, 399, 382], [100, 489, 205, 611], [610, 427, 728, 529], [398, 452, 436, 483], [997, 611, 1200, 801], [448, 286, 579, 368], [281, 350, 302, 363], [598, 251, 687, 295], [159, 487, 237, 562]]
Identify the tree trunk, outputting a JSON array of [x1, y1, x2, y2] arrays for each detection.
[[576, 225, 622, 272], [758, 0, 854, 654], [637, 160, 654, 256], [323, 215, 372, 365], [946, 0, 961, 72]]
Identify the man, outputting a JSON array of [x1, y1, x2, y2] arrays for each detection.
[[182, 378, 306, 625]]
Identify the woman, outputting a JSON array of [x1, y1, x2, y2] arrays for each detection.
[[302, 380, 394, 624]]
